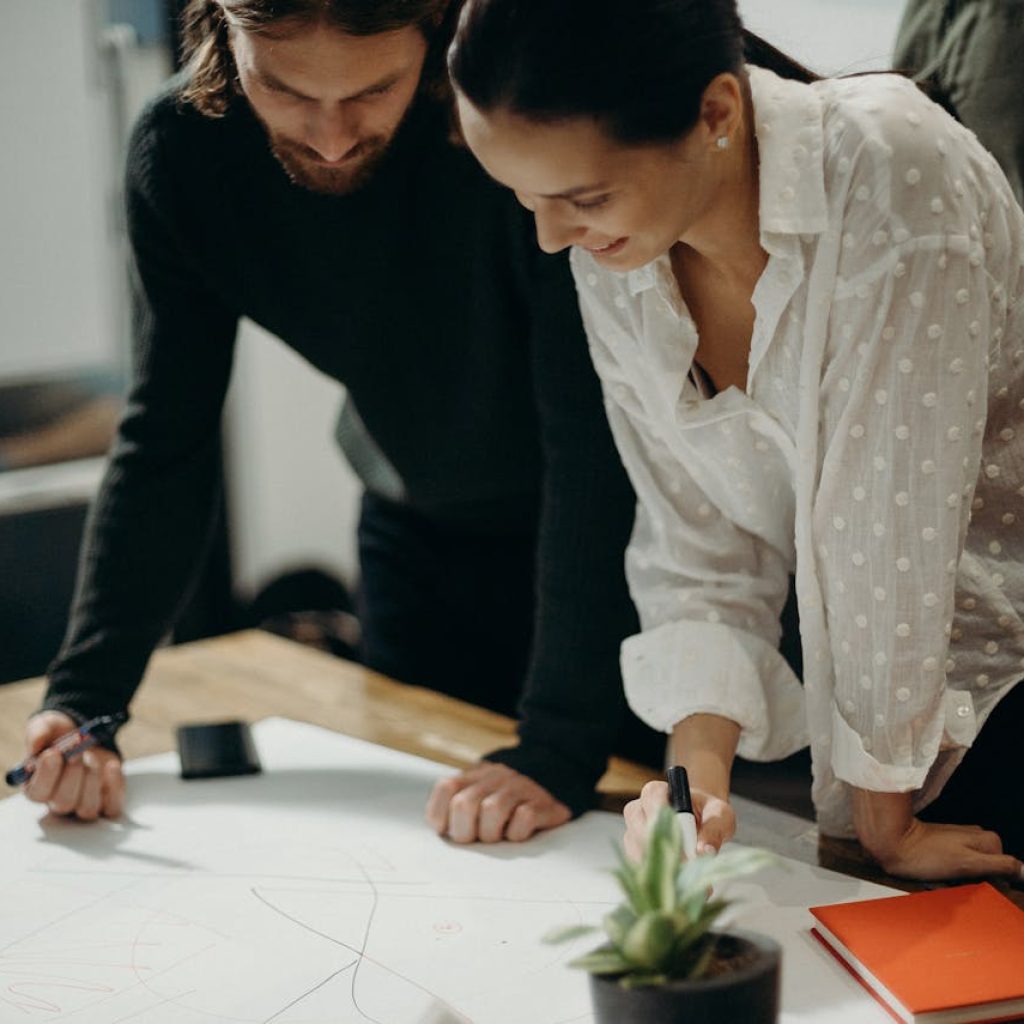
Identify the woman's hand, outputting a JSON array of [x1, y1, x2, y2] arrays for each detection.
[[622, 712, 742, 861], [623, 779, 737, 862], [852, 788, 1023, 882]]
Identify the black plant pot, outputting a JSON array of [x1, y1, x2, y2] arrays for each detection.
[[589, 930, 781, 1024]]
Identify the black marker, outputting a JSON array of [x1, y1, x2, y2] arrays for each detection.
[[5, 713, 126, 787], [667, 764, 699, 860]]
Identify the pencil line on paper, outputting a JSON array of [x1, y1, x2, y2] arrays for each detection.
[[250, 887, 354, 949], [349, 863, 384, 1024], [250, 883, 471, 1024], [43, 943, 217, 1023], [262, 961, 356, 1024], [0, 881, 138, 957], [109, 988, 198, 1023], [29, 868, 423, 886]]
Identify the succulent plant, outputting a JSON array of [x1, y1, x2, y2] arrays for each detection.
[[545, 806, 776, 989]]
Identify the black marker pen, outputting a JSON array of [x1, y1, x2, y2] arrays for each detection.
[[5, 713, 126, 787], [667, 764, 699, 860]]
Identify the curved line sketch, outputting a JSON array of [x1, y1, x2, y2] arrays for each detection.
[[250, 883, 472, 1024], [1, 723, 645, 1024], [262, 961, 356, 1024], [348, 862, 384, 1024]]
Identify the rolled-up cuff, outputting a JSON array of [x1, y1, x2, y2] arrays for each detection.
[[620, 620, 807, 761], [830, 705, 932, 792]]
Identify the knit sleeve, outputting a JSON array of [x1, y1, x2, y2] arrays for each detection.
[[484, 213, 642, 816], [43, 96, 239, 726]]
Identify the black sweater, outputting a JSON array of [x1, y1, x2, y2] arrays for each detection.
[[42, 83, 640, 815]]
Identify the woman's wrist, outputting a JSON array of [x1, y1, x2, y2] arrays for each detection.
[[851, 787, 914, 860], [670, 713, 740, 801]]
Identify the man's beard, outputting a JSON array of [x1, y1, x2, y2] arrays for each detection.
[[268, 132, 392, 196]]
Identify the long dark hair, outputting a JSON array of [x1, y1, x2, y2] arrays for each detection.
[[180, 0, 457, 117], [449, 0, 820, 146]]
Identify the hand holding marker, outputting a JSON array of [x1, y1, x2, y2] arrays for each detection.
[[667, 764, 700, 860], [5, 713, 126, 787]]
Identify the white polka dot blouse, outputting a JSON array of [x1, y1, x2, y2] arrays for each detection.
[[570, 65, 1024, 838]]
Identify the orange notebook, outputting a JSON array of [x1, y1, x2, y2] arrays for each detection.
[[810, 883, 1024, 1024]]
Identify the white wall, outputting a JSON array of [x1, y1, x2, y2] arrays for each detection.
[[0, 2, 120, 381], [739, 0, 906, 75], [225, 321, 362, 600]]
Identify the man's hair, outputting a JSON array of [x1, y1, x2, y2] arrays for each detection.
[[179, 0, 456, 117]]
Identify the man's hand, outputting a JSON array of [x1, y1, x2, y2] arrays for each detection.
[[623, 779, 737, 862], [22, 711, 124, 821], [425, 762, 571, 843], [852, 788, 1023, 882]]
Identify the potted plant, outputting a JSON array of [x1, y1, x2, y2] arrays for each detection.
[[546, 806, 782, 1024]]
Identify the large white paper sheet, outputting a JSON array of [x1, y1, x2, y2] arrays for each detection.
[[0, 718, 896, 1023]]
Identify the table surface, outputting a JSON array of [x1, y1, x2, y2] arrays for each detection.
[[2, 629, 1019, 907]]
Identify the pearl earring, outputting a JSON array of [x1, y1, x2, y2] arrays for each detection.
[[716, 135, 730, 150]]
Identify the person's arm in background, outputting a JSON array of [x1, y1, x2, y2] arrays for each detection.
[[22, 99, 239, 821], [427, 212, 642, 843], [894, 0, 1024, 204]]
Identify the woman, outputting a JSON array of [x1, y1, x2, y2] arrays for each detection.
[[448, 0, 1024, 881]]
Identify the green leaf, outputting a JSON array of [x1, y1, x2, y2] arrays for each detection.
[[613, 845, 651, 914], [640, 808, 683, 912], [549, 827, 778, 984], [696, 897, 730, 928], [641, 833, 669, 909], [677, 845, 778, 900], [622, 912, 677, 970], [569, 946, 632, 975], [666, 900, 728, 972], [691, 935, 722, 980], [655, 836, 681, 911], [619, 972, 669, 990], [679, 885, 709, 924], [672, 934, 719, 981], [543, 924, 600, 945], [602, 905, 637, 949]]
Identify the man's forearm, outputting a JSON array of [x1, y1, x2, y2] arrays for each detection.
[[510, 237, 641, 805], [670, 713, 741, 800]]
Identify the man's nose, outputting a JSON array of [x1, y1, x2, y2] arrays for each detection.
[[304, 104, 360, 163]]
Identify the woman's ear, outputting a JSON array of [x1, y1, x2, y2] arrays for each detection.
[[699, 73, 745, 152]]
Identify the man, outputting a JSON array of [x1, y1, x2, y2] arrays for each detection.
[[20, 0, 656, 842], [894, 0, 1023, 204]]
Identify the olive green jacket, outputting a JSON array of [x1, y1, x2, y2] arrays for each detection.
[[895, 0, 1024, 203]]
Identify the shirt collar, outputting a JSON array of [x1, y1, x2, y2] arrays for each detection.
[[625, 64, 827, 294], [749, 64, 827, 239]]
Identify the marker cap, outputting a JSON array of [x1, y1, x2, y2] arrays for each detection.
[[667, 765, 693, 814]]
